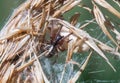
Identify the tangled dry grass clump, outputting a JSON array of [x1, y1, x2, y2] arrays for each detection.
[[0, 0, 120, 83]]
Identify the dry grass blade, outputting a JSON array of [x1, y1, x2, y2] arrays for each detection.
[[94, 38, 120, 58], [92, 1, 118, 46], [32, 46, 49, 83], [53, 0, 82, 17], [68, 51, 92, 83], [78, 4, 92, 13], [1, 64, 15, 83], [49, 17, 116, 71], [113, 0, 120, 7], [94, 0, 120, 19], [53, 0, 74, 17], [104, 19, 120, 45], [80, 19, 95, 29]]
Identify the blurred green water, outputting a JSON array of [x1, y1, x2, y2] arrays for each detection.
[[0, 0, 120, 83]]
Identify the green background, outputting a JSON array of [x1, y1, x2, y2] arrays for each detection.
[[0, 0, 25, 28]]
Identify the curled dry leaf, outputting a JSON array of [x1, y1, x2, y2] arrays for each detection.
[[70, 12, 80, 26]]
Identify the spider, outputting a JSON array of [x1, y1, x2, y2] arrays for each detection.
[[45, 34, 63, 57], [45, 23, 71, 57]]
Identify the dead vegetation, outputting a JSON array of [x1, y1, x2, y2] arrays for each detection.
[[0, 0, 120, 83]]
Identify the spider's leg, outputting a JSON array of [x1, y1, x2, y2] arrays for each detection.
[[54, 24, 63, 40]]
